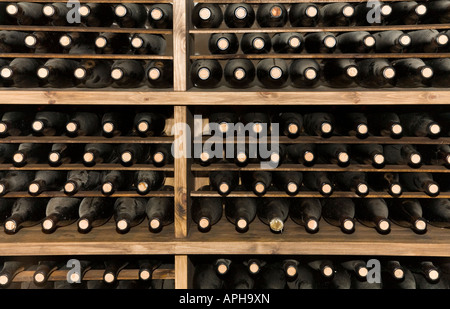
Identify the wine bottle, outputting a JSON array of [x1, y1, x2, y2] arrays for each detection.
[[148, 4, 173, 29], [28, 170, 65, 196], [77, 197, 113, 233], [0, 261, 26, 287], [307, 258, 335, 280], [290, 59, 321, 88], [316, 144, 350, 166], [74, 60, 113, 88], [322, 59, 359, 88], [373, 30, 412, 53], [146, 186, 174, 232], [190, 59, 222, 88], [391, 58, 433, 88], [320, 3, 355, 26], [0, 198, 14, 224], [289, 4, 320, 27], [241, 171, 272, 196], [145, 60, 173, 88], [24, 32, 60, 53], [208, 111, 238, 136], [223, 59, 255, 89], [388, 198, 427, 233], [334, 171, 369, 196], [240, 32, 272, 54], [383, 144, 422, 166], [101, 112, 133, 137], [303, 171, 334, 196], [399, 112, 441, 137], [37, 59, 80, 88], [254, 263, 287, 289], [425, 58, 450, 88], [256, 3, 288, 27], [133, 112, 166, 137], [368, 172, 403, 197], [337, 31, 376, 53], [209, 170, 239, 196], [383, 265, 416, 289], [272, 32, 304, 53], [65, 112, 100, 137], [385, 1, 427, 25], [303, 113, 335, 137], [0, 171, 34, 195], [101, 170, 132, 195], [282, 259, 300, 280], [134, 170, 165, 195], [83, 143, 116, 166], [117, 143, 148, 166], [272, 112, 303, 138], [42, 3, 70, 26], [214, 258, 232, 276], [246, 258, 265, 276], [131, 34, 166, 55], [341, 259, 369, 280], [113, 197, 147, 233], [1, 56, 43, 87], [425, 0, 450, 23], [351, 144, 386, 166], [224, 262, 255, 289], [353, 2, 392, 25], [78, 3, 115, 27], [304, 32, 337, 53], [103, 260, 129, 285], [208, 33, 239, 54], [322, 198, 356, 233], [95, 32, 130, 54], [256, 58, 288, 89], [33, 260, 59, 286], [286, 144, 316, 166], [421, 199, 450, 228], [257, 197, 289, 233], [6, 2, 45, 25], [224, 3, 255, 28], [334, 112, 370, 138], [48, 143, 82, 166], [32, 111, 69, 136], [192, 3, 223, 28], [191, 188, 222, 232], [41, 197, 81, 233], [13, 143, 49, 166], [0, 144, 15, 163], [355, 59, 396, 88], [58, 32, 96, 54], [110, 60, 145, 88], [367, 112, 403, 137], [0, 31, 28, 53], [63, 170, 102, 195], [138, 259, 162, 281], [355, 198, 391, 233], [400, 172, 440, 196], [273, 171, 302, 195], [407, 29, 449, 53], [224, 194, 257, 233], [0, 111, 30, 136], [290, 198, 322, 233], [4, 198, 47, 234], [417, 144, 450, 166], [193, 263, 224, 289], [150, 144, 173, 167], [114, 3, 147, 28]]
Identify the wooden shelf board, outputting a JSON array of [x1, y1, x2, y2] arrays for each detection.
[[0, 25, 172, 34], [0, 163, 174, 171], [193, 0, 418, 3], [0, 136, 174, 144], [0, 0, 172, 3], [191, 53, 450, 60], [191, 163, 450, 173], [1, 191, 175, 198], [0, 53, 173, 60], [0, 90, 450, 105]]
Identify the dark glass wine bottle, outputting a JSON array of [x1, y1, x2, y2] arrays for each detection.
[[273, 171, 302, 195], [24, 32, 61, 53], [41, 197, 81, 233], [322, 59, 359, 88], [256, 58, 289, 89], [110, 60, 145, 88], [290, 59, 321, 88], [316, 144, 350, 166], [4, 197, 48, 234], [77, 197, 113, 233], [322, 198, 356, 233], [303, 112, 335, 137], [224, 194, 257, 233], [131, 34, 166, 55], [368, 172, 403, 197], [334, 171, 370, 196], [148, 4, 173, 29], [367, 112, 403, 137], [355, 59, 396, 88], [224, 3, 255, 28], [133, 170, 165, 195], [337, 31, 376, 53], [290, 198, 322, 233], [114, 3, 147, 28], [351, 144, 386, 166], [240, 32, 272, 54], [373, 30, 411, 53], [101, 170, 132, 196], [355, 198, 391, 234], [190, 59, 222, 88], [145, 186, 174, 232], [192, 3, 223, 28], [145, 60, 173, 88], [209, 170, 239, 196], [223, 59, 255, 88], [302, 171, 333, 196], [400, 172, 440, 197], [63, 170, 102, 195], [387, 198, 427, 233], [74, 60, 113, 88], [32, 111, 68, 136], [407, 29, 449, 53], [256, 3, 288, 27], [113, 197, 147, 233], [383, 144, 422, 166], [13, 143, 49, 166], [133, 112, 166, 137], [391, 58, 433, 88], [208, 33, 239, 55], [37, 58, 80, 88], [320, 3, 355, 26], [304, 32, 337, 53], [385, 1, 427, 25], [289, 4, 320, 27], [191, 186, 223, 232], [95, 32, 130, 54], [399, 112, 441, 137], [271, 32, 304, 53], [28, 170, 65, 196], [0, 31, 28, 53], [241, 171, 272, 196], [65, 112, 100, 137]]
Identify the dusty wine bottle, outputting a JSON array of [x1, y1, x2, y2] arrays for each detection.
[[322, 198, 356, 233], [223, 59, 255, 88], [272, 112, 303, 137], [24, 32, 61, 53], [410, 261, 441, 284], [407, 29, 449, 53], [191, 187, 223, 232], [63, 170, 102, 195], [367, 112, 403, 137], [0, 111, 30, 136], [240, 32, 272, 54], [355, 198, 391, 234], [387, 198, 427, 233], [320, 3, 355, 26], [383, 144, 422, 166], [48, 143, 82, 166], [209, 170, 239, 196], [32, 111, 69, 136], [400, 172, 440, 196], [78, 3, 115, 27], [65, 112, 100, 137], [74, 60, 113, 88], [0, 261, 26, 287], [322, 59, 359, 88], [256, 3, 287, 27], [368, 172, 403, 196], [110, 60, 145, 88], [224, 194, 257, 233], [391, 58, 433, 88], [373, 30, 412, 53], [334, 171, 369, 196], [138, 259, 162, 281], [133, 112, 166, 137], [42, 3, 70, 26], [290, 198, 322, 233], [0, 58, 42, 88], [303, 112, 334, 137], [341, 260, 369, 280], [146, 186, 174, 232], [77, 197, 113, 233], [113, 197, 147, 233], [356, 59, 396, 88], [131, 34, 166, 55], [28, 170, 65, 196], [257, 197, 289, 233], [134, 170, 165, 195], [0, 31, 28, 53], [149, 144, 173, 167], [334, 112, 369, 138], [37, 58, 80, 88], [303, 171, 333, 196], [59, 32, 96, 53], [148, 4, 173, 29], [145, 60, 173, 88], [352, 144, 385, 166], [33, 260, 59, 286], [6, 2, 45, 25], [337, 31, 376, 53], [0, 171, 34, 195], [256, 58, 289, 89], [117, 143, 148, 166], [241, 171, 272, 196], [290, 59, 321, 88], [272, 32, 303, 54], [190, 59, 222, 88], [192, 3, 223, 28], [224, 3, 255, 28], [114, 3, 147, 28], [13, 143, 49, 166], [289, 4, 320, 27], [304, 32, 337, 53], [399, 112, 441, 137], [101, 170, 132, 195], [41, 197, 81, 233], [95, 32, 130, 54], [353, 2, 392, 25], [208, 33, 239, 54], [316, 144, 350, 166], [102, 260, 129, 284], [385, 1, 427, 25], [82, 143, 116, 166], [4, 197, 47, 234], [273, 171, 302, 195], [101, 112, 133, 137]]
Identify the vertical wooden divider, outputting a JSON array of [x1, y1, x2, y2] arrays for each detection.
[[173, 0, 192, 91], [175, 255, 194, 289]]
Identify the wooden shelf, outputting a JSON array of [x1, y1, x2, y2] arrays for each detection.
[[0, 53, 173, 60], [0, 136, 174, 144], [0, 25, 173, 34], [1, 191, 175, 198], [191, 53, 450, 60], [193, 0, 414, 3], [0, 164, 174, 171], [0, 0, 172, 3]]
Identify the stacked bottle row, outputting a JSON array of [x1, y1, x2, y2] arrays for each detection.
[[193, 256, 450, 289], [192, 187, 450, 234], [0, 195, 173, 234], [0, 256, 174, 289], [0, 58, 173, 88], [191, 58, 450, 89], [0, 2, 173, 28], [192, 1, 450, 28]]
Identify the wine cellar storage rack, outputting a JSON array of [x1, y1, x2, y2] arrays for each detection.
[[0, 0, 448, 289]]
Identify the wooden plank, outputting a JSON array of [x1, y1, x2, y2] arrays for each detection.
[[175, 255, 193, 289], [0, 53, 173, 60], [191, 53, 450, 60], [0, 0, 172, 2], [173, 0, 191, 91], [0, 163, 174, 171], [0, 25, 172, 34], [1, 191, 175, 198], [0, 136, 174, 144], [193, 0, 420, 3]]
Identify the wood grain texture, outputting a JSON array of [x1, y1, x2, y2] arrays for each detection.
[[0, 163, 174, 171], [0, 25, 172, 34], [0, 136, 174, 144], [191, 53, 450, 60], [0, 53, 173, 60], [0, 190, 175, 198], [173, 0, 190, 91], [175, 255, 193, 289]]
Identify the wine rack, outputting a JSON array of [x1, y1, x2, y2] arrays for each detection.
[[0, 0, 448, 290]]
